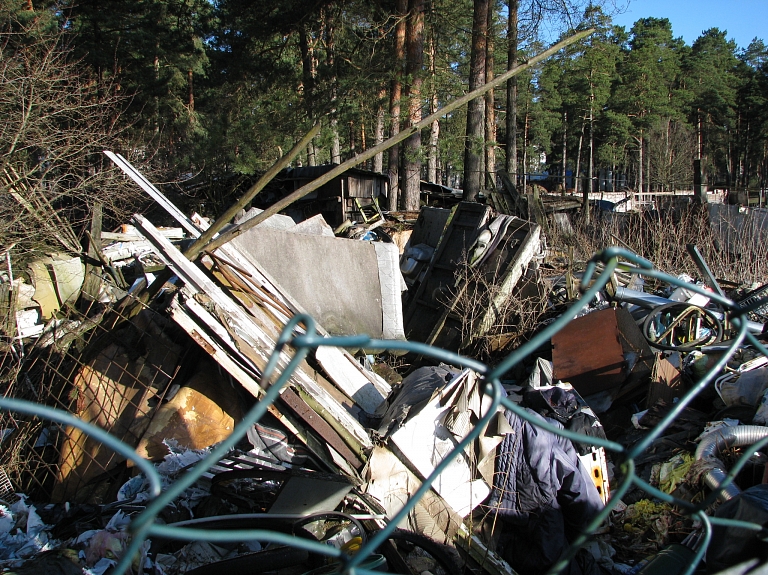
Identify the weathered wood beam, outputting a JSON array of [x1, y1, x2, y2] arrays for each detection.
[[183, 123, 321, 260]]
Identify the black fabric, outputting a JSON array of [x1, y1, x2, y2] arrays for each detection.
[[374, 365, 460, 437], [487, 408, 604, 575], [524, 386, 580, 423], [567, 411, 608, 456], [707, 484, 768, 574]]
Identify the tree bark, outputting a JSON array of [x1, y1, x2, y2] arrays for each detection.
[[523, 105, 529, 186], [638, 131, 644, 195], [428, 32, 440, 184], [587, 91, 593, 223], [324, 7, 341, 164], [575, 117, 585, 199], [299, 25, 318, 166], [562, 110, 567, 192], [463, 0, 489, 201], [505, 0, 519, 180], [403, 0, 425, 211], [388, 0, 408, 210], [484, 3, 496, 190], [374, 85, 386, 173], [187, 69, 194, 111]]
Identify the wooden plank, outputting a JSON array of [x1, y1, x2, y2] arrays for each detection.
[[526, 191, 546, 228], [168, 298, 339, 471], [498, 170, 526, 217], [105, 152, 202, 238], [169, 297, 262, 394], [102, 227, 184, 241], [280, 388, 363, 468], [192, 214, 393, 414], [81, 203, 103, 305], [315, 346, 389, 415]]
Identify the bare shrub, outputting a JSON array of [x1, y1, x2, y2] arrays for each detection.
[[450, 252, 550, 360], [0, 7, 147, 267]]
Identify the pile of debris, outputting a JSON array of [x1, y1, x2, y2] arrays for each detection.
[[2, 153, 768, 575]]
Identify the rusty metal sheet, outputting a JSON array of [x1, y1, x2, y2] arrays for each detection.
[[552, 308, 626, 396]]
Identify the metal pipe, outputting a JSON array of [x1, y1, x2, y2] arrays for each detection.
[[614, 287, 675, 309], [694, 425, 768, 502]]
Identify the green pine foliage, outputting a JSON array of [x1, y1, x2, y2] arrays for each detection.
[[2, 0, 767, 217]]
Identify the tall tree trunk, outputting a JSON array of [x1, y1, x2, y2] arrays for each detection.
[[666, 118, 672, 192], [484, 3, 496, 190], [646, 134, 651, 193], [388, 0, 408, 210], [324, 7, 341, 164], [727, 130, 734, 188], [575, 118, 585, 199], [428, 32, 439, 183], [505, 0, 518, 180], [374, 86, 386, 173], [638, 131, 644, 195], [586, 95, 593, 223], [403, 0, 425, 211], [523, 107, 529, 187], [299, 25, 318, 165], [153, 51, 160, 136], [463, 0, 489, 201], [187, 69, 194, 111], [562, 111, 567, 192], [740, 112, 748, 189]]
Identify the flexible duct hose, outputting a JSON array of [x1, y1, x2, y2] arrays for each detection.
[[695, 425, 768, 502]]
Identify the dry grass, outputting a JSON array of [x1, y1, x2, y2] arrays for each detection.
[[449, 250, 551, 361], [547, 205, 768, 288]]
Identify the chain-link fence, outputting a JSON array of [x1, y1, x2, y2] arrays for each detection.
[[1, 246, 767, 575], [0, 293, 195, 503]]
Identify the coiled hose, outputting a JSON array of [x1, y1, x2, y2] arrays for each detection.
[[695, 425, 768, 502]]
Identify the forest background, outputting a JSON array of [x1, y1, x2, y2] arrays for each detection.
[[1, 0, 767, 261]]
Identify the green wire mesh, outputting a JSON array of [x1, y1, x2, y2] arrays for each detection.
[[2, 246, 767, 575]]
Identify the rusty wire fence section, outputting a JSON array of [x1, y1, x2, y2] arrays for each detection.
[[1, 246, 767, 575], [0, 293, 194, 503]]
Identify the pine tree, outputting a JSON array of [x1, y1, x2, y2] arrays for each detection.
[[613, 18, 685, 193], [682, 28, 741, 187], [463, 0, 489, 200]]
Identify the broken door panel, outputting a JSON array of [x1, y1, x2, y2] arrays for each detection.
[[404, 202, 492, 343]]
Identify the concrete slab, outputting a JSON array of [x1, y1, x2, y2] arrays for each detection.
[[231, 226, 405, 339]]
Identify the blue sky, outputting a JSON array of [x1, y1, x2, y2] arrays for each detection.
[[610, 0, 767, 49]]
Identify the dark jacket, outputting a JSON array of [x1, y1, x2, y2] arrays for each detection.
[[487, 408, 604, 575]]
